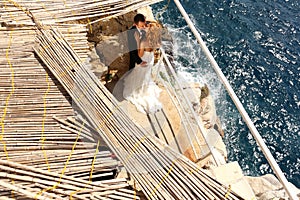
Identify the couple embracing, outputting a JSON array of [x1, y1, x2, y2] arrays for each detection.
[[113, 14, 162, 114]]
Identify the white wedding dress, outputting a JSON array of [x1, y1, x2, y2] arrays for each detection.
[[113, 51, 162, 114]]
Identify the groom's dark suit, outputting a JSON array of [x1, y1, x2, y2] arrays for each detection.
[[128, 26, 143, 70]]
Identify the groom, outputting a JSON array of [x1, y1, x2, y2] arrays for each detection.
[[128, 13, 147, 70]]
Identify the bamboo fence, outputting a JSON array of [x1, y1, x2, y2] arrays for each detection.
[[0, 4, 141, 198], [0, 23, 89, 155], [33, 26, 245, 200]]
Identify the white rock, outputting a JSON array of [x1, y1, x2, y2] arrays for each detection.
[[245, 174, 300, 200]]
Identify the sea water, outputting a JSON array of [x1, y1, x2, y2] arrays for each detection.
[[153, 0, 300, 187]]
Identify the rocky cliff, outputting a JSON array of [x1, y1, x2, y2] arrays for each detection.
[[86, 6, 300, 200]]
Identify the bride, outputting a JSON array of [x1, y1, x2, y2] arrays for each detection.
[[113, 23, 162, 114]]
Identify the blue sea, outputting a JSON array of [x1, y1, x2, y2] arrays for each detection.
[[153, 0, 300, 187]]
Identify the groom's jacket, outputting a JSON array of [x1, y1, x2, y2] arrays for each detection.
[[128, 26, 143, 70]]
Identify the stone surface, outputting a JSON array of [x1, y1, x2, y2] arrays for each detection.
[[246, 174, 300, 200], [210, 161, 257, 200], [95, 34, 130, 79], [183, 83, 227, 163], [88, 12, 137, 43], [88, 42, 107, 80]]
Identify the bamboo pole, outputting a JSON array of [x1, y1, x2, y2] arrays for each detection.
[[0, 4, 142, 199], [0, 179, 51, 200]]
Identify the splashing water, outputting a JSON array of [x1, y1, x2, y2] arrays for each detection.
[[153, 0, 300, 187]]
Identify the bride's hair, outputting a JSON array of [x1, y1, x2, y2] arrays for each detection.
[[145, 23, 162, 49]]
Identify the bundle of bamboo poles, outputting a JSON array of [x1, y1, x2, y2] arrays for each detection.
[[0, 159, 139, 200], [1, 0, 162, 25], [0, 115, 137, 199], [0, 19, 139, 198], [34, 26, 244, 200], [0, 24, 89, 154], [0, 113, 125, 198]]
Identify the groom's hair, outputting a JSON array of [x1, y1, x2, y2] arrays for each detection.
[[134, 14, 146, 24]]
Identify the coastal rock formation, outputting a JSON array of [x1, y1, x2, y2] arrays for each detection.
[[181, 83, 227, 165], [90, 5, 229, 167], [87, 6, 300, 199], [246, 174, 300, 200], [194, 83, 224, 137]]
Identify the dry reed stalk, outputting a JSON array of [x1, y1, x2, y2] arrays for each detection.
[[34, 183, 87, 200], [17, 153, 112, 167], [0, 159, 127, 191], [77, 172, 114, 180], [0, 145, 93, 151], [60, 125, 96, 142], [53, 116, 97, 142], [34, 162, 118, 175], [0, 179, 52, 200], [0, 167, 128, 198], [0, 172, 82, 191]]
